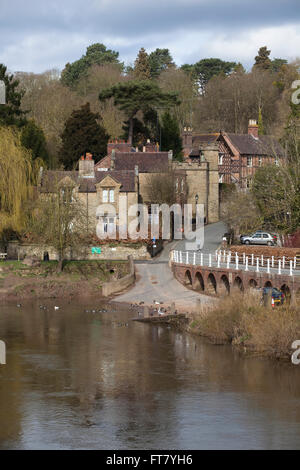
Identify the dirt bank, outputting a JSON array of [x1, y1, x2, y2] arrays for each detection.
[[0, 260, 129, 302]]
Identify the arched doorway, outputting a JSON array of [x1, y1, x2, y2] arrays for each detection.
[[207, 273, 217, 294], [194, 272, 204, 291]]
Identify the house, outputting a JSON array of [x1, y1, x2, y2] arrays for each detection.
[[96, 140, 220, 224], [39, 153, 138, 236], [39, 138, 220, 241], [182, 120, 285, 189]]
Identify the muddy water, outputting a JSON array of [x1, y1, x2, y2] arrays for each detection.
[[0, 300, 300, 450]]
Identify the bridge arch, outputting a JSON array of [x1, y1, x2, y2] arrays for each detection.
[[233, 276, 244, 292], [220, 274, 230, 295], [249, 279, 258, 288], [184, 270, 192, 286], [280, 284, 291, 304], [194, 272, 204, 292], [264, 281, 272, 288], [207, 273, 217, 294]]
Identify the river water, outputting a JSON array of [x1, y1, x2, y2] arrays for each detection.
[[0, 300, 300, 450]]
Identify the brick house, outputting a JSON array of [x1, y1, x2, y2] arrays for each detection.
[[182, 120, 285, 189]]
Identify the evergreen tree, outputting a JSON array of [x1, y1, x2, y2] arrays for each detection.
[[0, 64, 27, 127], [21, 120, 49, 165], [254, 46, 272, 70], [99, 80, 179, 144], [181, 58, 236, 94], [148, 48, 175, 78], [59, 103, 109, 169], [61, 43, 121, 88], [133, 48, 151, 80], [160, 111, 183, 160]]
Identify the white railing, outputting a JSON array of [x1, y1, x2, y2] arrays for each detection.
[[171, 249, 299, 277]]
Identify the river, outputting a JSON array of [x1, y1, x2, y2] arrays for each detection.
[[0, 300, 300, 450]]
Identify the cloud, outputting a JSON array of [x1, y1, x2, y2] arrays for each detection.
[[0, 0, 299, 72]]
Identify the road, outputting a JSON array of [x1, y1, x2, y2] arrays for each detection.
[[115, 222, 226, 309]]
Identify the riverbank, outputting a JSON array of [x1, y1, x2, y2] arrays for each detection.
[[185, 293, 300, 360], [0, 260, 130, 301]]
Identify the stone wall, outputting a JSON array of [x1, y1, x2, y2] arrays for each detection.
[[7, 241, 151, 261], [102, 255, 135, 297]]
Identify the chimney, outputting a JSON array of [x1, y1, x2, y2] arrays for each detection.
[[134, 165, 139, 192], [248, 119, 258, 138], [182, 127, 193, 158], [110, 149, 116, 170], [79, 154, 95, 178]]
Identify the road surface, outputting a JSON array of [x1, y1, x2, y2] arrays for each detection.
[[115, 222, 226, 309]]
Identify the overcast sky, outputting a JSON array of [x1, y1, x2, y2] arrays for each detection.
[[1, 0, 300, 73]]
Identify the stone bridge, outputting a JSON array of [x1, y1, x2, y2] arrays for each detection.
[[170, 250, 300, 304]]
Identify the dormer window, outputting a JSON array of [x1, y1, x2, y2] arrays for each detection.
[[103, 189, 115, 203]]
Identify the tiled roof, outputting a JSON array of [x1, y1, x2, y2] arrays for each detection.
[[40, 169, 136, 193], [192, 134, 220, 146], [95, 170, 136, 192], [114, 152, 169, 172], [225, 133, 285, 156]]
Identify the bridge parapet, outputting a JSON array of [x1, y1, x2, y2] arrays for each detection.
[[170, 250, 300, 303]]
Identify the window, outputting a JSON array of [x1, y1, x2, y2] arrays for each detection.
[[218, 153, 224, 165], [109, 189, 114, 202], [275, 158, 279, 166], [258, 156, 262, 166], [180, 179, 184, 192], [175, 179, 179, 191], [103, 189, 108, 202], [247, 156, 253, 167], [246, 178, 252, 189], [219, 174, 224, 183]]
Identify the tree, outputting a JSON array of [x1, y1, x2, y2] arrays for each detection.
[[271, 58, 288, 73], [258, 107, 264, 135], [61, 43, 121, 88], [0, 127, 33, 237], [0, 64, 27, 127], [59, 103, 109, 169], [220, 189, 261, 238], [30, 179, 87, 271], [18, 71, 83, 167], [254, 46, 272, 70], [133, 48, 151, 80], [160, 111, 183, 160], [148, 48, 175, 78], [158, 68, 197, 128], [99, 80, 180, 144], [21, 119, 49, 165], [181, 58, 236, 94]]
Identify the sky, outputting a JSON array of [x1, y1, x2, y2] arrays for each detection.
[[0, 0, 300, 73]]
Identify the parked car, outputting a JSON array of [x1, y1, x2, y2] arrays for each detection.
[[240, 231, 275, 246], [261, 287, 285, 306]]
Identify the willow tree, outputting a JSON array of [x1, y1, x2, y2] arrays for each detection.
[[0, 127, 33, 237]]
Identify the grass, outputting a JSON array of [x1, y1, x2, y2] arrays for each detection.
[[190, 292, 300, 359]]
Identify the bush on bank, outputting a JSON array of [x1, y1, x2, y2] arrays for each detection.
[[189, 293, 300, 359]]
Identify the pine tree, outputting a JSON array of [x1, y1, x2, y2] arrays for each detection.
[[254, 47, 272, 70], [21, 120, 49, 165], [99, 81, 179, 144], [133, 48, 151, 80], [59, 103, 109, 169], [160, 111, 183, 160]]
